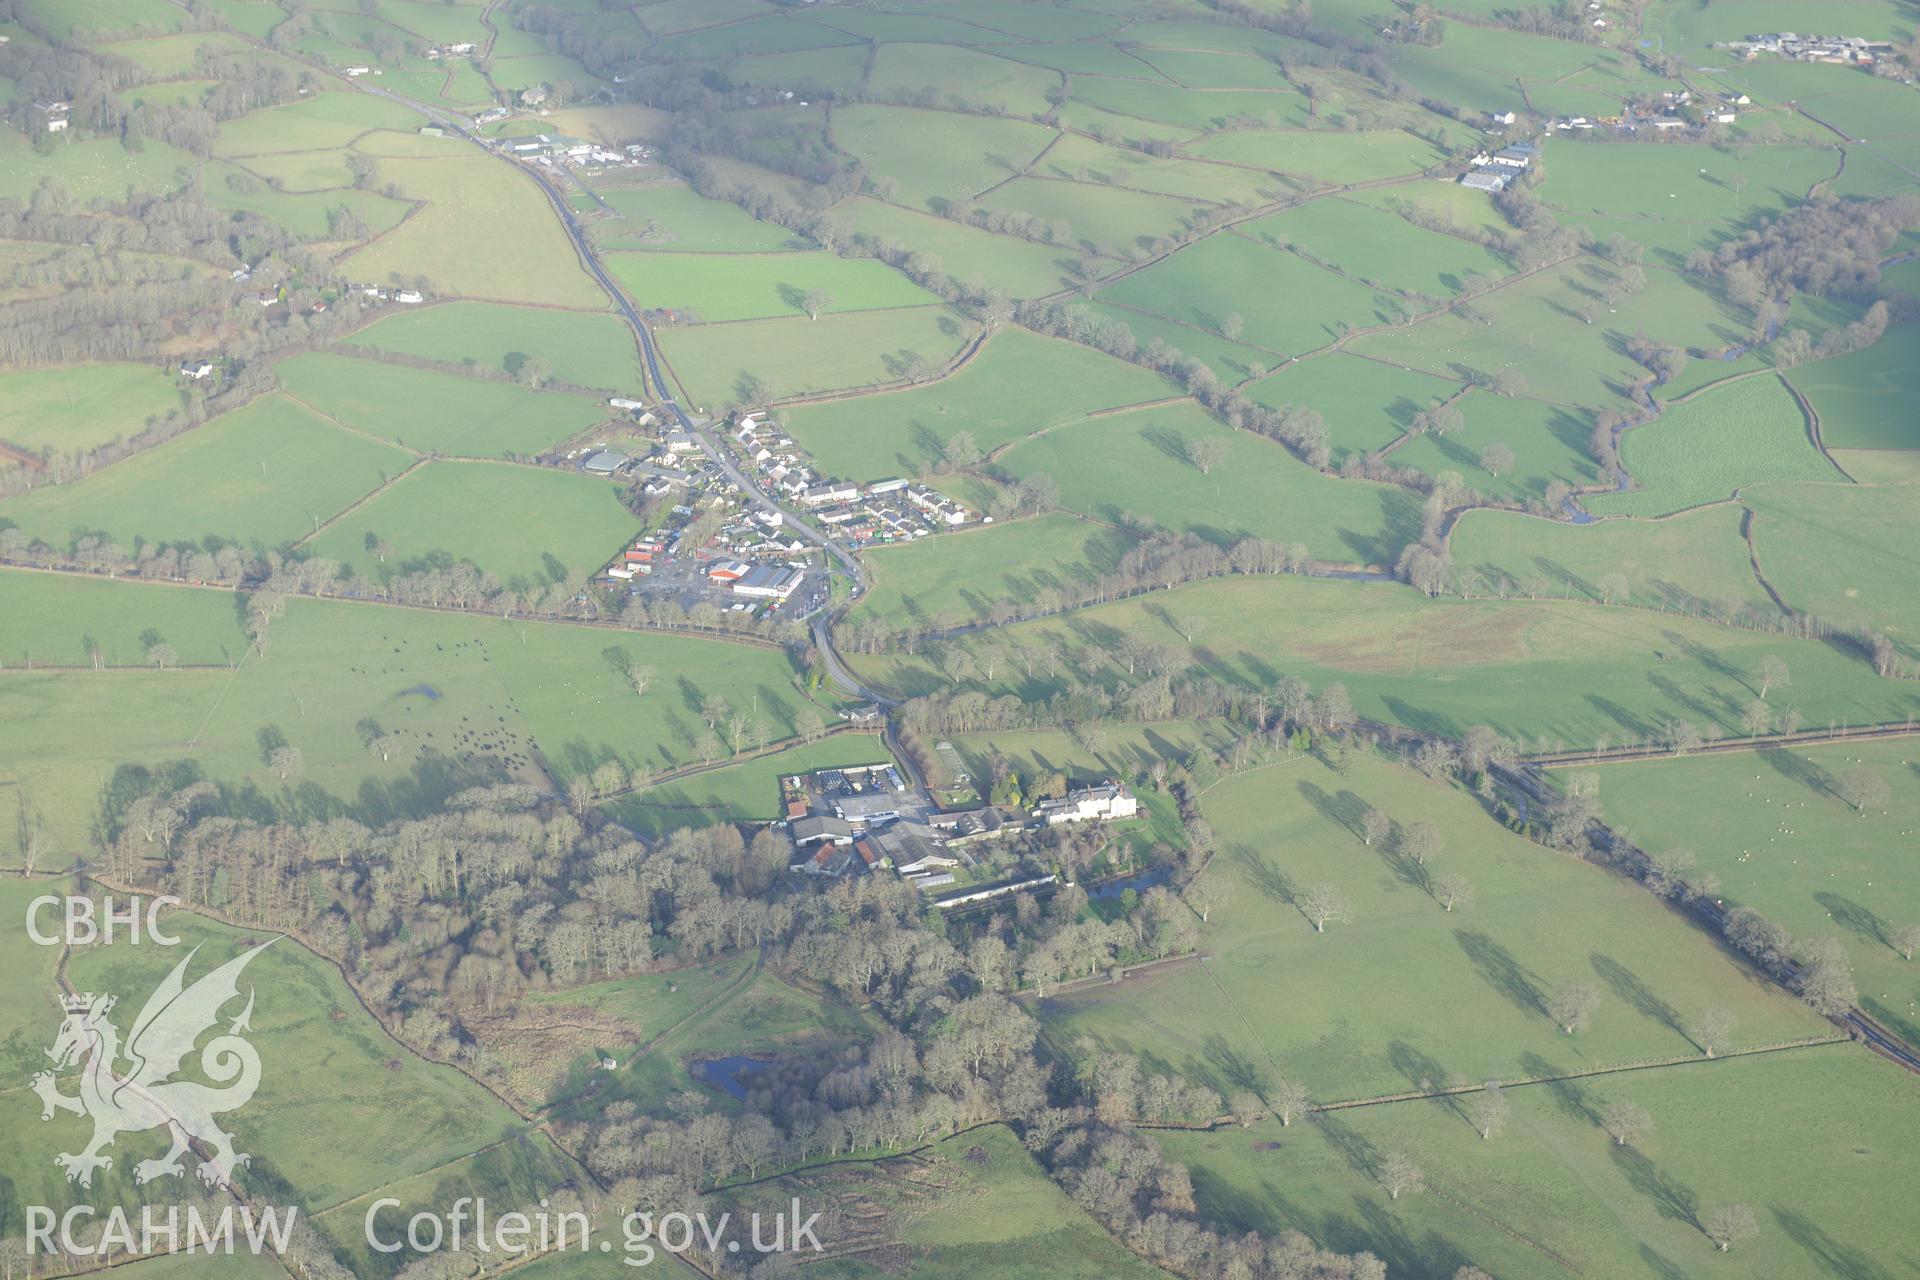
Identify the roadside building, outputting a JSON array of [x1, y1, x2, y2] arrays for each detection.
[[1036, 783, 1141, 826]]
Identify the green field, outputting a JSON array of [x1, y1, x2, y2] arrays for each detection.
[[342, 301, 647, 391], [0, 129, 198, 203], [583, 181, 806, 252], [839, 196, 1090, 298], [1039, 132, 1290, 207], [849, 575, 1920, 749], [604, 249, 935, 322], [1158, 1044, 1917, 1279], [0, 394, 412, 551], [1042, 752, 1829, 1104], [1101, 233, 1408, 357], [832, 104, 1058, 212], [1586, 376, 1842, 517], [1745, 481, 1920, 641], [975, 176, 1211, 256], [276, 353, 609, 457], [779, 325, 1171, 480], [1250, 353, 1462, 460], [0, 570, 247, 667], [1245, 196, 1513, 299], [1390, 387, 1601, 503], [0, 363, 182, 456], [345, 152, 608, 308], [306, 460, 639, 590], [994, 399, 1422, 565], [1187, 128, 1447, 185], [1789, 328, 1920, 451], [655, 305, 975, 409], [866, 42, 1061, 117], [607, 733, 891, 837], [852, 512, 1138, 630], [1449, 501, 1772, 615], [213, 91, 422, 156]]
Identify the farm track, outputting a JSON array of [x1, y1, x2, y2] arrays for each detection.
[[1521, 718, 1920, 768]]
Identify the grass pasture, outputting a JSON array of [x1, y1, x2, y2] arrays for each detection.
[[0, 363, 181, 457], [345, 154, 607, 308], [0, 570, 248, 668], [603, 249, 935, 323], [839, 196, 1090, 298], [851, 513, 1139, 630], [1448, 502, 1771, 614], [1040, 752, 1829, 1105], [305, 461, 638, 590], [1101, 234, 1409, 357], [1789, 328, 1920, 452], [1158, 1043, 1918, 1280], [831, 104, 1058, 212], [848, 575, 1920, 749], [1250, 353, 1462, 460], [974, 176, 1211, 257], [1592, 737, 1920, 1051], [1187, 128, 1448, 186], [341, 301, 647, 391], [655, 306, 974, 411], [213, 91, 421, 156], [779, 325, 1171, 480], [1389, 387, 1600, 503], [582, 182, 805, 252], [866, 42, 1061, 118], [0, 393, 412, 552], [1245, 197, 1512, 299], [1744, 481, 1920, 643], [994, 398, 1423, 566], [1586, 376, 1841, 517], [276, 353, 609, 457]]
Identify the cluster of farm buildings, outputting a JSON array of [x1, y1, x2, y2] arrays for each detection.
[[781, 760, 1140, 907], [727, 412, 978, 547], [1721, 33, 1894, 65]]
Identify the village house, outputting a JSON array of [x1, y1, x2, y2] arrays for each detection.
[[32, 100, 71, 134], [179, 359, 215, 380], [1036, 783, 1141, 826]]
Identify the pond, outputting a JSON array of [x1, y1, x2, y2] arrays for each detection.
[[690, 1054, 775, 1101], [1088, 866, 1171, 900]]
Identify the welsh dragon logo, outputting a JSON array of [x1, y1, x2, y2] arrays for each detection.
[[32, 943, 270, 1189]]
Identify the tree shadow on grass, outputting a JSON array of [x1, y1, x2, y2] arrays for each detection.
[[1610, 1144, 1700, 1229], [1455, 929, 1548, 1018], [1591, 952, 1689, 1043], [1814, 892, 1888, 949], [1520, 1051, 1596, 1124], [1774, 1207, 1895, 1280]]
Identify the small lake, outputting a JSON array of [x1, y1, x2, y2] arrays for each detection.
[[1088, 866, 1171, 900], [690, 1054, 774, 1100]]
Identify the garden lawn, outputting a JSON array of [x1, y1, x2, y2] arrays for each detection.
[[0, 364, 181, 456], [779, 325, 1171, 480], [1040, 752, 1830, 1106], [0, 394, 412, 551], [1448, 502, 1771, 614], [602, 250, 935, 322], [995, 399, 1423, 566], [1586, 376, 1841, 517], [1101, 234, 1409, 357], [1744, 480, 1920, 643], [305, 461, 638, 590], [847, 575, 1920, 748], [851, 513, 1138, 631], [655, 306, 974, 411], [1591, 738, 1920, 1052], [276, 353, 608, 456], [342, 301, 647, 391]]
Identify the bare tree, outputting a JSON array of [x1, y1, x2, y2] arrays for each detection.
[[1399, 820, 1442, 866], [1359, 807, 1389, 847], [269, 746, 303, 781], [1300, 883, 1350, 933], [1470, 1083, 1508, 1140], [1478, 441, 1516, 477], [1229, 1090, 1264, 1128], [1432, 872, 1473, 912], [1600, 1100, 1651, 1147], [1379, 1152, 1424, 1200], [1837, 765, 1889, 815], [1271, 1076, 1311, 1126], [1892, 923, 1920, 961], [1690, 1006, 1735, 1058], [1187, 436, 1229, 475], [801, 288, 832, 320], [1703, 1203, 1758, 1253], [1756, 655, 1789, 700], [628, 663, 657, 696], [1550, 981, 1600, 1034], [1219, 311, 1244, 341], [1183, 876, 1221, 924]]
